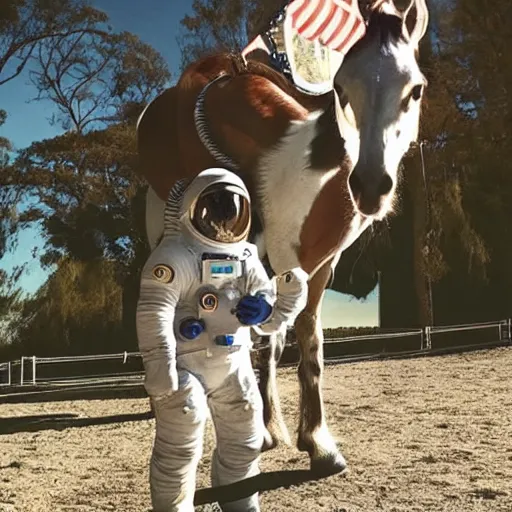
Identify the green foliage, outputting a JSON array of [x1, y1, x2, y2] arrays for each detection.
[[14, 258, 125, 356], [0, 267, 24, 357], [0, 109, 16, 258], [177, 0, 281, 69], [0, 0, 170, 358], [3, 123, 145, 267], [0, 268, 21, 318]]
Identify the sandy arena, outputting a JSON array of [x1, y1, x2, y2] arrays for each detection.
[[1, 347, 512, 512]]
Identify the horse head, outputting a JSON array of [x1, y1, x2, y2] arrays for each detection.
[[333, 0, 429, 219]]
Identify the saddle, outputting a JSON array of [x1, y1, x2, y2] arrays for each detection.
[[136, 5, 342, 202]]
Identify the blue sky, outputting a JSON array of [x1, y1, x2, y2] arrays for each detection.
[[0, 0, 378, 328]]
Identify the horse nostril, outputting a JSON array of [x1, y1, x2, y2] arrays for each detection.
[[378, 173, 393, 197], [348, 172, 363, 198]]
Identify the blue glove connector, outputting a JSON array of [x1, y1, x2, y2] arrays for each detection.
[[235, 294, 273, 326], [179, 318, 205, 340]]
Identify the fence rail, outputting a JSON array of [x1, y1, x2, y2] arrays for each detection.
[[1, 319, 511, 388]]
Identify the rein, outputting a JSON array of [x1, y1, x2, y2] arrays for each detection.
[[193, 74, 240, 172]]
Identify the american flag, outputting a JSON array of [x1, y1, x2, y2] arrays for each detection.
[[242, 0, 365, 57], [287, 0, 365, 52]]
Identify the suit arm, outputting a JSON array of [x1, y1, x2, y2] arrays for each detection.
[[255, 267, 309, 335], [136, 261, 181, 400]]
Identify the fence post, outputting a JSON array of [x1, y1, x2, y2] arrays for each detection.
[[425, 326, 432, 350], [8, 362, 11, 386], [20, 357, 24, 385], [123, 351, 128, 364], [508, 318, 511, 342], [32, 356, 36, 385], [420, 328, 425, 351]]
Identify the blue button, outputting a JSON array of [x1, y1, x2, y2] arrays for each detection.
[[179, 318, 204, 340], [215, 335, 234, 346]]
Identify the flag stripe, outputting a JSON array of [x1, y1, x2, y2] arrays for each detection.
[[288, 0, 365, 53], [297, 0, 327, 38], [242, 0, 366, 60], [308, 2, 337, 40]]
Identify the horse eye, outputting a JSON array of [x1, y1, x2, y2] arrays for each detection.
[[411, 84, 423, 101]]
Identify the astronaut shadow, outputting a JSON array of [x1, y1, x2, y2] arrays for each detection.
[[0, 411, 153, 435], [194, 468, 336, 506]]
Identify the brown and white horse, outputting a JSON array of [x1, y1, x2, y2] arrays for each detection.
[[138, 0, 429, 476]]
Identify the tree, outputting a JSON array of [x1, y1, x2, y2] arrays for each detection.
[[0, 267, 24, 358], [28, 29, 170, 132], [6, 124, 141, 261], [0, 110, 21, 258], [0, 5, 171, 355], [177, 0, 284, 69], [1, 120, 151, 350], [0, 0, 109, 87], [2, 7, 170, 268], [1, 121, 151, 355], [423, 0, 512, 322], [0, 0, 154, 257], [0, 268, 21, 318], [14, 258, 125, 356]]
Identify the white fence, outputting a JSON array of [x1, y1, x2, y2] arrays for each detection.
[[1, 319, 511, 388], [0, 361, 12, 386]]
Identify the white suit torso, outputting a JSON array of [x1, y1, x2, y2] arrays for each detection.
[[136, 171, 308, 400], [136, 168, 310, 512], [140, 235, 273, 360]]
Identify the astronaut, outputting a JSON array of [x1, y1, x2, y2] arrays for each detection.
[[136, 168, 308, 512]]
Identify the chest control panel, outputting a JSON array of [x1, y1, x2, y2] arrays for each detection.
[[201, 253, 243, 287]]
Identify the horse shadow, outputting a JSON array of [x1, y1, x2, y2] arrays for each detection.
[[0, 411, 153, 435], [193, 467, 344, 506]]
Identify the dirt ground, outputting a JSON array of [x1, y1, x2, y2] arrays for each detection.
[[1, 347, 512, 512]]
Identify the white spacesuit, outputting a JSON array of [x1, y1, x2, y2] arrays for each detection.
[[136, 168, 308, 512]]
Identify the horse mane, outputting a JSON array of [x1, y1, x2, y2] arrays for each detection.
[[368, 10, 405, 45]]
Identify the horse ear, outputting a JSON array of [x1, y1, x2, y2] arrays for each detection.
[[369, 0, 398, 16], [402, 0, 429, 46]]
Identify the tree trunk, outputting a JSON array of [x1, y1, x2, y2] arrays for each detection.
[[406, 153, 432, 327]]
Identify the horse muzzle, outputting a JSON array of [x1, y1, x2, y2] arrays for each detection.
[[348, 166, 394, 218]]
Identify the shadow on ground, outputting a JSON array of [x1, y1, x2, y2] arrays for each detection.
[[0, 383, 148, 404], [0, 411, 153, 435], [194, 468, 344, 506]]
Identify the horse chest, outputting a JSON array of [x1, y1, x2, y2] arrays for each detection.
[[298, 169, 372, 273], [256, 121, 339, 275]]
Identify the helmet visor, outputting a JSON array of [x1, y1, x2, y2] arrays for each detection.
[[190, 184, 251, 243]]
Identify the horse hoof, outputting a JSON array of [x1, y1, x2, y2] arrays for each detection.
[[297, 436, 308, 453], [261, 429, 277, 452], [261, 425, 291, 452], [310, 452, 348, 477]]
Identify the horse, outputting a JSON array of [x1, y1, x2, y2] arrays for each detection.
[[137, 0, 429, 476]]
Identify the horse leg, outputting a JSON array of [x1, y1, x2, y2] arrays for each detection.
[[257, 329, 291, 451], [295, 258, 347, 476]]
